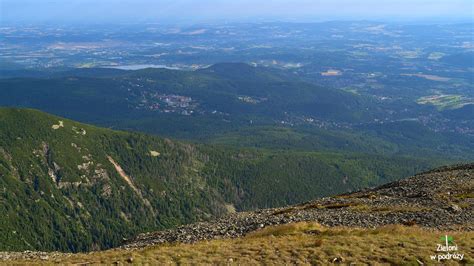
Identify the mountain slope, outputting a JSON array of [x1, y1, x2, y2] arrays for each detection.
[[0, 108, 231, 252], [0, 63, 371, 124], [123, 163, 474, 248], [0, 108, 439, 252], [1, 163, 472, 264]]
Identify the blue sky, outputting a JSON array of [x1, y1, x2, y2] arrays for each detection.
[[1, 0, 472, 24]]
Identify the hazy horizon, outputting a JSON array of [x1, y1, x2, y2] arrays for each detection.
[[1, 0, 473, 25]]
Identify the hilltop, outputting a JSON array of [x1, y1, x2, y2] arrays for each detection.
[[1, 163, 472, 264], [0, 108, 438, 252]]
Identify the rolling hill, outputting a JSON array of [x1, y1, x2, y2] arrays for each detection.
[[0, 64, 472, 161]]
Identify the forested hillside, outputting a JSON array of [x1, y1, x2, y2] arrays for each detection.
[[0, 108, 440, 252], [0, 64, 472, 160]]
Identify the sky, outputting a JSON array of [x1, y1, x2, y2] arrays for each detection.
[[1, 0, 473, 24]]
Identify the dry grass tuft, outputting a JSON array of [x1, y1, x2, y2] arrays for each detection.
[[454, 193, 474, 199], [247, 222, 325, 238]]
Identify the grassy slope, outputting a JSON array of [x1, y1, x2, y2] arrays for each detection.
[[7, 222, 473, 265]]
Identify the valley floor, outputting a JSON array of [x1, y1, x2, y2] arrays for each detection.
[[1, 223, 472, 265]]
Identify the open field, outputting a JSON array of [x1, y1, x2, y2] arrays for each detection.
[[2, 223, 472, 265], [417, 94, 474, 110], [321, 69, 342, 76], [402, 73, 451, 82]]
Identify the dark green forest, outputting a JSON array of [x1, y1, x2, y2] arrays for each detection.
[[0, 108, 443, 252]]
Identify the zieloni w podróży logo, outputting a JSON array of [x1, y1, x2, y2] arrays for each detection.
[[430, 235, 464, 262]]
